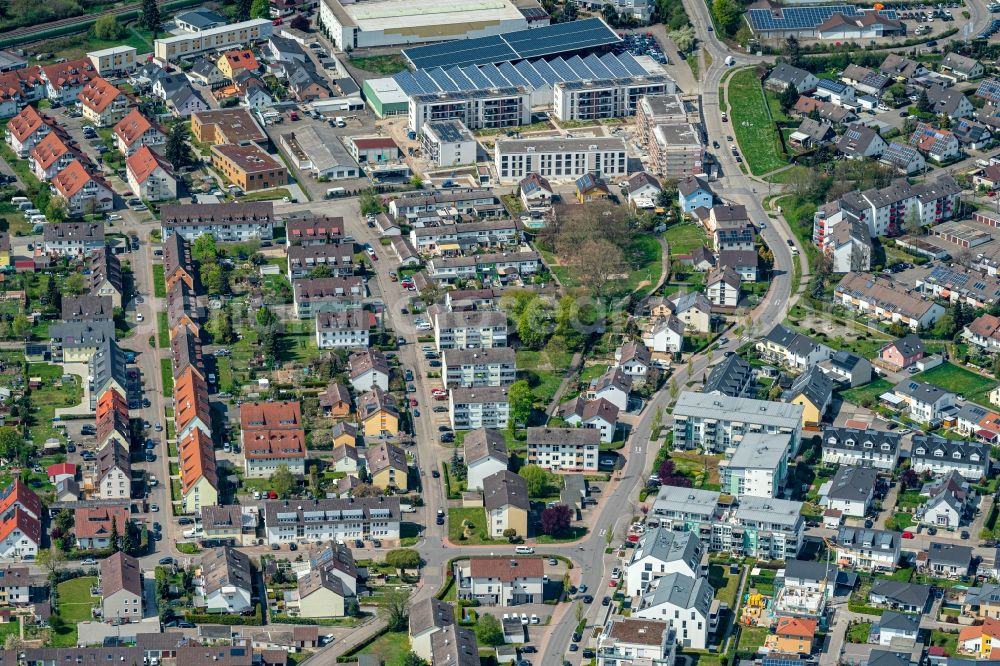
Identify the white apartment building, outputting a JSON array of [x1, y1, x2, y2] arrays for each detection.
[[443, 347, 517, 388], [315, 311, 370, 350], [671, 391, 803, 454], [718, 432, 790, 499], [526, 426, 600, 472], [911, 435, 989, 480], [553, 76, 673, 122], [434, 310, 508, 351], [821, 427, 900, 470], [835, 527, 900, 573], [494, 136, 627, 182], [626, 528, 705, 597], [154, 19, 273, 60], [421, 120, 477, 167], [455, 557, 544, 607], [408, 88, 531, 135], [632, 572, 714, 649], [714, 496, 804, 561], [597, 619, 677, 666], [263, 497, 401, 545], [449, 386, 510, 430]]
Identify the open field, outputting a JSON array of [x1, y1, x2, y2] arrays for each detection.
[[348, 54, 408, 75], [727, 68, 787, 175], [914, 362, 995, 406], [664, 223, 710, 256]]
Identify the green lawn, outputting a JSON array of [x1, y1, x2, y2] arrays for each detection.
[[157, 312, 170, 349], [664, 222, 710, 256], [885, 512, 914, 530], [847, 622, 873, 644], [914, 362, 996, 405], [448, 507, 502, 546], [737, 626, 769, 653], [152, 264, 166, 298], [348, 54, 409, 75], [840, 379, 894, 408], [897, 490, 924, 510], [355, 631, 412, 666], [160, 357, 174, 394], [540, 234, 661, 298], [929, 630, 958, 656], [53, 576, 99, 646], [29, 363, 83, 446], [708, 563, 741, 607], [239, 187, 293, 202], [727, 68, 787, 175]]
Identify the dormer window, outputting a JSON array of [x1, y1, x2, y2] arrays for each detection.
[[915, 448, 925, 455], [953, 452, 961, 459], [864, 441, 873, 448], [971, 454, 980, 461], [846, 439, 855, 447], [934, 449, 944, 457]]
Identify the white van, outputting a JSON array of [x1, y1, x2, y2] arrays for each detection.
[[327, 187, 346, 198], [10, 197, 28, 205], [29, 215, 47, 224], [514, 546, 535, 554]]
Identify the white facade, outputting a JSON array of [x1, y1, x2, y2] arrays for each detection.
[[553, 78, 673, 122], [408, 88, 531, 134], [421, 121, 477, 167], [495, 137, 627, 182], [449, 388, 510, 430], [154, 19, 273, 60], [315, 312, 370, 350], [527, 427, 600, 472]]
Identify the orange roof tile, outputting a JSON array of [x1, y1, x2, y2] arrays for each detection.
[[243, 429, 306, 460], [220, 50, 259, 73], [961, 618, 1000, 643], [179, 428, 218, 494], [74, 505, 129, 539], [126, 145, 173, 185], [95, 387, 128, 423], [0, 507, 39, 547], [0, 480, 41, 522], [30, 132, 73, 170], [240, 401, 302, 430], [6, 105, 46, 143], [41, 58, 96, 92], [77, 76, 123, 114], [175, 366, 211, 433], [114, 108, 162, 147], [51, 160, 101, 199], [775, 617, 817, 639], [0, 68, 43, 102]]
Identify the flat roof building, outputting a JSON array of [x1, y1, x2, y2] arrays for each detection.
[[211, 144, 287, 192], [279, 126, 360, 180], [154, 18, 273, 61]]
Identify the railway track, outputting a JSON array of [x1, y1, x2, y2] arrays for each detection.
[[1, 2, 143, 40]]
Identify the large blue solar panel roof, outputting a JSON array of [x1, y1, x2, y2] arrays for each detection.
[[747, 4, 897, 31], [403, 17, 620, 69]]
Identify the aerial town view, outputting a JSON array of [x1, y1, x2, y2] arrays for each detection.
[[4, 0, 1000, 663]]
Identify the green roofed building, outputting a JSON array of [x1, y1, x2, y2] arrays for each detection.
[[363, 77, 408, 117]]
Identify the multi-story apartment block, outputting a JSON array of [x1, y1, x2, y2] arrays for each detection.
[[113, 109, 165, 156], [5, 105, 51, 158], [160, 201, 274, 241], [434, 310, 508, 351], [526, 426, 600, 472], [315, 311, 370, 350], [672, 391, 803, 454], [51, 161, 114, 215], [126, 145, 176, 202], [650, 486, 722, 534], [154, 18, 273, 60], [211, 143, 287, 192], [835, 272, 945, 330], [553, 76, 672, 122], [454, 557, 543, 607], [287, 243, 355, 280], [821, 427, 900, 470], [449, 386, 510, 430], [87, 46, 136, 77], [715, 496, 804, 560], [718, 432, 791, 499], [835, 527, 900, 572], [597, 619, 677, 666], [43, 221, 105, 256], [408, 87, 531, 135], [410, 219, 518, 253], [443, 347, 517, 388], [494, 136, 627, 182], [263, 497, 401, 544], [427, 251, 543, 283], [911, 434, 989, 480], [625, 528, 705, 597], [632, 572, 715, 649], [293, 276, 366, 318], [78, 77, 131, 127]]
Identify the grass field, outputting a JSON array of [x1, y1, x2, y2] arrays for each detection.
[[847, 622, 873, 644], [28, 362, 83, 446], [53, 576, 99, 646], [448, 507, 501, 546], [33, 27, 152, 63], [239, 187, 293, 202], [157, 312, 169, 349], [737, 626, 769, 653], [349, 54, 408, 75], [355, 631, 411, 666], [840, 379, 894, 408], [152, 264, 166, 298], [727, 68, 787, 175], [160, 358, 173, 394], [540, 234, 661, 298], [708, 564, 741, 607], [929, 629, 958, 655], [914, 362, 995, 406], [664, 223, 710, 256]]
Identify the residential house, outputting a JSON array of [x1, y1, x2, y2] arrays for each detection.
[[315, 311, 369, 350], [789, 118, 835, 149], [625, 172, 662, 210], [784, 366, 834, 428], [587, 367, 632, 412], [665, 291, 713, 333], [921, 542, 973, 579], [357, 387, 399, 438], [100, 552, 142, 622], [893, 380, 956, 424], [455, 556, 543, 606], [331, 444, 360, 476], [869, 580, 931, 613], [262, 496, 401, 545], [820, 427, 900, 470], [51, 161, 114, 215], [823, 466, 877, 518], [527, 427, 600, 472], [597, 619, 677, 666], [678, 175, 713, 213], [95, 441, 131, 500], [878, 611, 920, 647], [74, 505, 129, 550], [365, 442, 408, 491], [559, 396, 619, 443], [881, 334, 925, 369], [643, 315, 685, 354], [5, 105, 51, 158], [575, 173, 611, 203], [632, 572, 714, 649], [920, 470, 972, 530], [126, 145, 176, 202], [962, 584, 1000, 619], [706, 266, 740, 307], [616, 341, 652, 379], [295, 567, 348, 619], [926, 84, 976, 119], [331, 422, 357, 449], [834, 527, 900, 573], [880, 142, 926, 175], [78, 77, 131, 127], [758, 324, 833, 370], [911, 434, 989, 480], [464, 428, 509, 491], [625, 528, 705, 596], [836, 272, 945, 330], [482, 470, 529, 539], [941, 53, 984, 81], [837, 124, 888, 159], [519, 173, 554, 211], [766, 64, 819, 93], [910, 122, 961, 162], [318, 382, 351, 419], [179, 429, 218, 514], [703, 355, 754, 398], [198, 547, 253, 614], [959, 618, 1000, 658], [348, 350, 390, 393], [450, 386, 511, 431], [880, 54, 929, 82], [818, 350, 872, 388]]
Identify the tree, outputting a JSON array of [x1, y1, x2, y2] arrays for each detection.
[[849, 243, 871, 272], [272, 465, 295, 498], [409, 175, 424, 189], [519, 464, 557, 498], [0, 427, 27, 465], [783, 36, 802, 67], [539, 504, 572, 536], [140, 0, 161, 34], [380, 587, 409, 631], [359, 189, 385, 216], [121, 524, 137, 554], [4, 635, 24, 652], [572, 239, 625, 300], [450, 448, 466, 482], [669, 25, 696, 53], [200, 263, 226, 294], [256, 305, 278, 327], [900, 468, 919, 490], [191, 235, 218, 262], [401, 654, 428, 666], [47, 275, 62, 312], [46, 196, 68, 222], [903, 207, 923, 236], [54, 509, 73, 534], [502, 528, 518, 542], [475, 613, 504, 646], [308, 266, 334, 279], [516, 296, 554, 349], [916, 89, 932, 114], [507, 380, 533, 429], [165, 123, 193, 171], [932, 308, 956, 339], [384, 548, 421, 574], [735, 22, 754, 48], [11, 315, 30, 339], [36, 545, 65, 577], [779, 83, 799, 112], [110, 517, 121, 553], [250, 0, 270, 18], [711, 0, 741, 34], [235, 0, 252, 20], [64, 273, 85, 295], [94, 15, 123, 40]]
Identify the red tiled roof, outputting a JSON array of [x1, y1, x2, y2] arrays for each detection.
[[468, 556, 543, 581], [77, 76, 123, 114], [179, 429, 218, 494], [126, 145, 173, 185], [351, 137, 398, 150], [220, 50, 259, 72], [74, 505, 129, 539], [240, 401, 302, 430], [243, 429, 306, 460], [6, 105, 46, 143], [0, 507, 39, 546], [46, 463, 76, 479], [0, 480, 41, 521], [52, 160, 99, 199], [30, 132, 73, 170], [41, 58, 96, 92], [114, 108, 162, 147]]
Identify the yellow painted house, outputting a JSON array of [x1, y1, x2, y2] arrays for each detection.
[[297, 569, 347, 618], [331, 421, 357, 448], [483, 470, 529, 539], [960, 619, 1000, 658], [358, 387, 399, 439], [0, 232, 9, 268], [180, 429, 219, 514], [786, 367, 833, 429], [365, 442, 408, 492]]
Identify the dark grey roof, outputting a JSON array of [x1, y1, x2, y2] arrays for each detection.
[[482, 470, 529, 512], [879, 611, 919, 633], [822, 427, 900, 455], [678, 175, 711, 198], [409, 598, 455, 636], [927, 541, 973, 568], [836, 527, 899, 552], [703, 355, 753, 397], [886, 333, 924, 357], [830, 350, 866, 372], [764, 323, 827, 359], [769, 63, 814, 88], [784, 558, 833, 583], [827, 466, 877, 502], [911, 435, 988, 468], [175, 8, 228, 28], [785, 365, 833, 409], [869, 580, 931, 607], [893, 379, 951, 403], [868, 650, 911, 666]]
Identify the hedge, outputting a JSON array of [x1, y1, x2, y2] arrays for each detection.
[[184, 603, 262, 626], [270, 614, 363, 626]]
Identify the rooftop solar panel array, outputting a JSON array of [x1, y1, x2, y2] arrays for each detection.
[[747, 5, 897, 32], [393, 51, 653, 98], [403, 17, 621, 70]]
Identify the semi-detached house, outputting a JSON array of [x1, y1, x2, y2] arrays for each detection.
[[160, 201, 274, 242], [910, 434, 989, 480], [455, 557, 543, 607], [263, 496, 401, 545], [836, 272, 945, 330], [821, 426, 900, 470]]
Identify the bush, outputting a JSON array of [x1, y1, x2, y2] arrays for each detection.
[[184, 603, 263, 626]]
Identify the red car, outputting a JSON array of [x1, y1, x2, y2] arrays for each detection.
[[410, 399, 418, 407], [902, 531, 914, 539], [608, 579, 617, 587]]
